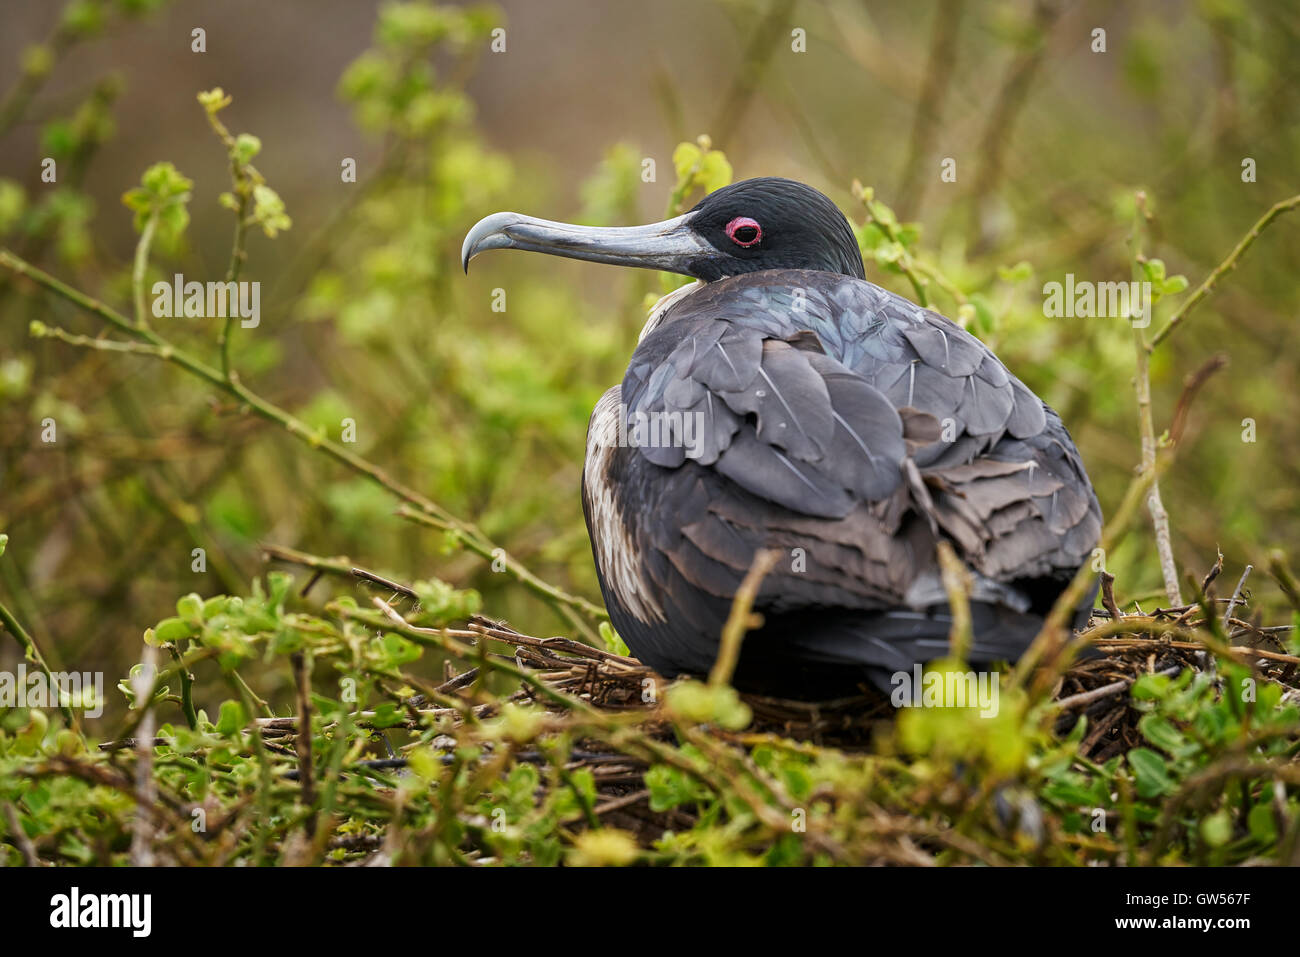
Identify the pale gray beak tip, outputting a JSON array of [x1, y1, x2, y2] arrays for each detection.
[[462, 212, 524, 273]]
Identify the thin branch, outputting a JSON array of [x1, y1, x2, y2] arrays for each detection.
[[969, 0, 1061, 246], [129, 644, 158, 867], [1130, 192, 1181, 607], [895, 0, 963, 218], [2, 802, 40, 866], [1150, 193, 1300, 348], [1133, 326, 1181, 606], [262, 543, 418, 602], [131, 211, 158, 330], [1099, 571, 1122, 621], [710, 548, 780, 688], [1, 249, 606, 632], [204, 98, 253, 380], [292, 652, 317, 837], [1222, 564, 1253, 630], [0, 594, 78, 731], [936, 540, 972, 661], [1168, 353, 1230, 445], [395, 506, 607, 631], [1052, 665, 1183, 713], [30, 322, 167, 357], [708, 0, 796, 148]]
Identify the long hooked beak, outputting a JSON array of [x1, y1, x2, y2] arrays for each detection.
[[461, 211, 717, 276]]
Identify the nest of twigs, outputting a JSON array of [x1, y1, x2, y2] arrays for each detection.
[[457, 569, 1296, 841], [248, 549, 1300, 852]]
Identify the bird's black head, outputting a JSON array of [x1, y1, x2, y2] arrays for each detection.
[[681, 178, 865, 280], [462, 177, 865, 282]]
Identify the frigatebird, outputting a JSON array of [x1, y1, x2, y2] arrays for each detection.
[[463, 177, 1101, 699]]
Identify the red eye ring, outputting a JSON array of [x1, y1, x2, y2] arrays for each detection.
[[725, 216, 762, 247]]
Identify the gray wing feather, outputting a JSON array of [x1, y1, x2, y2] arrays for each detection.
[[621, 270, 1101, 615]]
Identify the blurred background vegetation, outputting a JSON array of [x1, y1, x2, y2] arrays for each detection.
[[1, 0, 1298, 721]]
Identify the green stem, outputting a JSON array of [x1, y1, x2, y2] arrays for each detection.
[[131, 212, 158, 330], [0, 595, 79, 731], [168, 644, 198, 730], [219, 178, 250, 382], [1150, 193, 1300, 349]]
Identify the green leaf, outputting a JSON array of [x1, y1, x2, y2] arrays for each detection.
[[1200, 809, 1232, 847], [378, 631, 421, 666], [153, 616, 193, 644], [1138, 714, 1197, 757], [492, 703, 545, 743], [214, 699, 248, 736], [969, 294, 996, 335], [873, 242, 904, 269], [867, 197, 898, 230], [997, 260, 1034, 283], [267, 570, 293, 610], [599, 621, 629, 657], [666, 681, 751, 730], [40, 120, 76, 158], [197, 88, 232, 113], [1160, 274, 1188, 296], [1247, 802, 1277, 843], [568, 829, 638, 867], [61, 0, 105, 37], [251, 184, 292, 238], [696, 150, 733, 195], [233, 133, 262, 166], [121, 161, 193, 238], [1127, 747, 1174, 798], [1131, 672, 1172, 700], [671, 142, 702, 181], [645, 763, 710, 811], [407, 746, 440, 782], [368, 702, 406, 729], [1141, 257, 1167, 285], [176, 593, 204, 624]]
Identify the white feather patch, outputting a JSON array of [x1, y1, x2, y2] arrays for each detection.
[[638, 280, 702, 343], [584, 386, 665, 624]]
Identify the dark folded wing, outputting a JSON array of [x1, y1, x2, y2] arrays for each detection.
[[621, 271, 1100, 616]]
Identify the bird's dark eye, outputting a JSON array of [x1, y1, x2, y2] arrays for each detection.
[[725, 216, 762, 247]]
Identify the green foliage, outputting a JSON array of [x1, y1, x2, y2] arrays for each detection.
[[121, 161, 192, 241], [665, 681, 752, 731], [668, 136, 733, 213], [4, 557, 1293, 865], [201, 88, 292, 242], [1033, 664, 1300, 863], [1140, 258, 1190, 304], [339, 2, 497, 136], [598, 621, 629, 657]]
